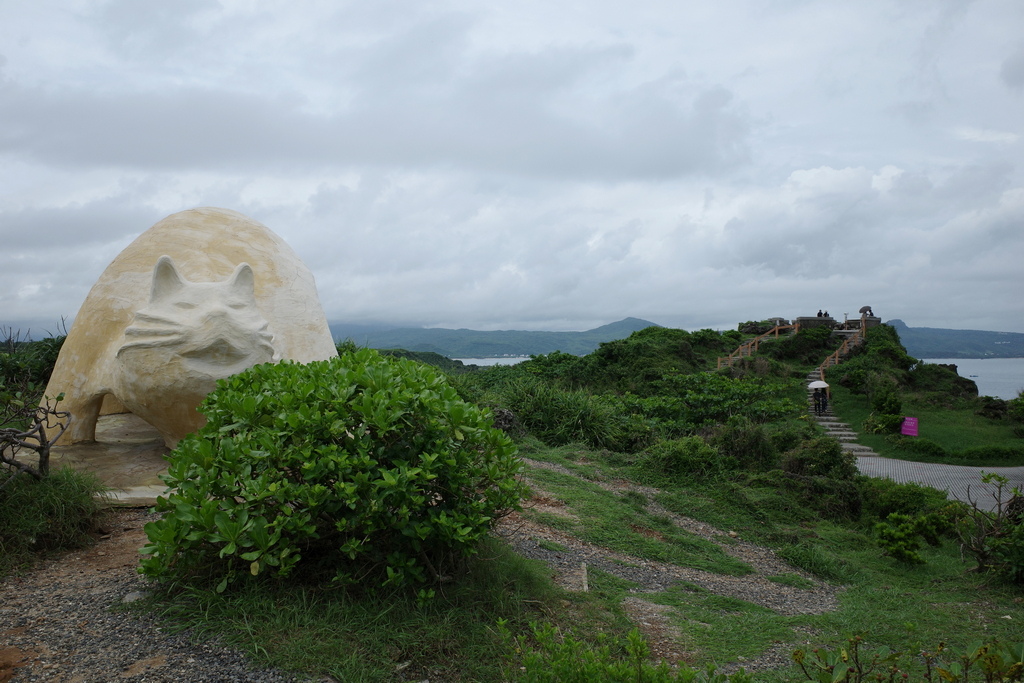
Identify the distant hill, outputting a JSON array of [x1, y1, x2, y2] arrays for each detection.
[[329, 317, 661, 357], [888, 319, 1024, 358]]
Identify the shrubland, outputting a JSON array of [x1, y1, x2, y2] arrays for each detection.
[[3, 322, 1023, 680], [1, 328, 108, 576]]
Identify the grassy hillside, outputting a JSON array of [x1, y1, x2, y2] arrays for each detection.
[[7, 323, 1024, 680], [137, 324, 1024, 680]]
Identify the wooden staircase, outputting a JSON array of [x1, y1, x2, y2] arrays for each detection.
[[810, 325, 865, 382], [718, 314, 872, 378], [716, 324, 796, 370]]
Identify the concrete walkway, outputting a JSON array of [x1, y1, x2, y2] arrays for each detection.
[[806, 372, 1024, 511]]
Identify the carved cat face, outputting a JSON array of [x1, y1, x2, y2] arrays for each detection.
[[117, 255, 279, 378]]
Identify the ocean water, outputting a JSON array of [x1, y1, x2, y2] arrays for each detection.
[[922, 358, 1024, 400], [452, 356, 532, 367]]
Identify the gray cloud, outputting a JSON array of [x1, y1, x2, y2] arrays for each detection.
[[1001, 46, 1024, 89], [0, 0, 1022, 335]]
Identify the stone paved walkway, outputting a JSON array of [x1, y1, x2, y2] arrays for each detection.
[[806, 372, 1024, 511]]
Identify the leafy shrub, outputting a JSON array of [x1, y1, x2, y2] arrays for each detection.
[[858, 477, 949, 521], [976, 395, 1008, 420], [874, 512, 950, 564], [709, 416, 779, 472], [140, 349, 525, 591], [566, 326, 710, 395], [760, 326, 836, 363], [0, 467, 107, 576], [639, 373, 798, 430], [872, 390, 902, 416], [863, 412, 905, 434], [768, 423, 813, 454], [952, 473, 1024, 584], [781, 438, 857, 480], [794, 635, 1024, 683], [829, 324, 914, 394], [772, 440, 863, 520], [954, 445, 1024, 462], [0, 332, 66, 407], [1008, 394, 1024, 422], [990, 517, 1024, 585], [638, 437, 730, 481]]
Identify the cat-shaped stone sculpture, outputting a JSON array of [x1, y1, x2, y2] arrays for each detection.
[[44, 207, 338, 448]]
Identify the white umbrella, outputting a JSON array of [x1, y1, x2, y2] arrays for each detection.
[[808, 380, 829, 389]]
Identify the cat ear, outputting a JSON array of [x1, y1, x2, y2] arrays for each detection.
[[227, 262, 256, 298], [150, 256, 186, 303]]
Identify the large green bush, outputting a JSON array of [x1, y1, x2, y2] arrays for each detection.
[[140, 349, 525, 591]]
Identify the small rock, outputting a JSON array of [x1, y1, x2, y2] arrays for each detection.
[[122, 590, 151, 603]]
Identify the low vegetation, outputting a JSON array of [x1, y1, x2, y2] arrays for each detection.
[[141, 348, 525, 594], [827, 325, 1024, 466], [3, 320, 1022, 680], [1, 328, 108, 575]]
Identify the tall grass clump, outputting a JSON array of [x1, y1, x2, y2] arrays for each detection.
[[0, 467, 107, 575], [497, 376, 626, 449]]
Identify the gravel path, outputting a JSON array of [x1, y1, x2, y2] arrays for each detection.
[[0, 508, 304, 683]]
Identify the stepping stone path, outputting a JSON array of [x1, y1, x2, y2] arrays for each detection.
[[805, 371, 1024, 512]]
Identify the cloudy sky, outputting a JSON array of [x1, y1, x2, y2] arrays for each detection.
[[2, 0, 1022, 336]]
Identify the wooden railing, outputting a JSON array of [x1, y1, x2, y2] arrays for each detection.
[[716, 324, 797, 370], [813, 316, 869, 381]]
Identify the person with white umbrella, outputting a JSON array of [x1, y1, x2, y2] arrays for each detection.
[[809, 380, 829, 415]]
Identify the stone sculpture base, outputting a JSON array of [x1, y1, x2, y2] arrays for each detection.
[[44, 414, 169, 506]]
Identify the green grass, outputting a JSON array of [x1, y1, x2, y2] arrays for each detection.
[[523, 465, 752, 576], [142, 537, 566, 682], [0, 466, 108, 576], [829, 385, 1024, 465], [126, 369, 1023, 680], [129, 439, 1024, 681]]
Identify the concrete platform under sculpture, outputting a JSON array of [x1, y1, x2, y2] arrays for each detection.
[[43, 207, 338, 448], [44, 413, 169, 506]]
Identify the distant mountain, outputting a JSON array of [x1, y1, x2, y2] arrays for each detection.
[[329, 317, 661, 357], [888, 319, 1024, 358]]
